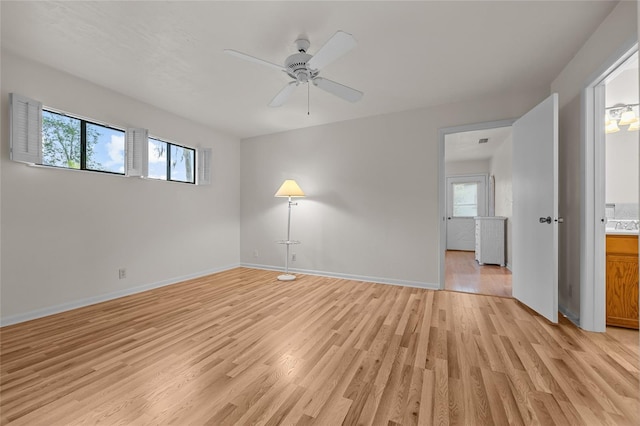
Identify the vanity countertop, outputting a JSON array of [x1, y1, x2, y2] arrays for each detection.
[[606, 219, 639, 235], [606, 229, 639, 235]]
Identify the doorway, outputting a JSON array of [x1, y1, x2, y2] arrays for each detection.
[[441, 124, 513, 297], [583, 42, 639, 333]]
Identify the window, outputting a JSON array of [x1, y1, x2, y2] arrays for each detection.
[[11, 93, 209, 184], [148, 138, 167, 180], [147, 137, 195, 184], [452, 182, 478, 217], [42, 109, 125, 174]]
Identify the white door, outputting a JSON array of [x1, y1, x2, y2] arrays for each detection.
[[446, 175, 487, 251], [512, 93, 559, 323]]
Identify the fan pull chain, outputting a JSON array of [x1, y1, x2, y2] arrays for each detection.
[[307, 82, 310, 115]]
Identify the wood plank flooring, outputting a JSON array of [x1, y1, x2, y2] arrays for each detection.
[[445, 250, 512, 298], [1, 267, 638, 425]]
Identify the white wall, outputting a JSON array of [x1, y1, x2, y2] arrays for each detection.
[[240, 87, 547, 287], [606, 128, 639, 204], [550, 0, 637, 321], [489, 134, 513, 267], [444, 159, 490, 176], [605, 67, 639, 205], [1, 51, 241, 324]]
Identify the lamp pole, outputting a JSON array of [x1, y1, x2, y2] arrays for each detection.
[[284, 196, 293, 275]]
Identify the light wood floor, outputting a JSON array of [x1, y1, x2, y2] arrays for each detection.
[[1, 268, 638, 425], [445, 250, 512, 298]]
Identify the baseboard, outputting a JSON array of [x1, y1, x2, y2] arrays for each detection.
[[506, 262, 513, 271], [559, 304, 580, 326], [241, 263, 440, 290], [0, 263, 240, 327]]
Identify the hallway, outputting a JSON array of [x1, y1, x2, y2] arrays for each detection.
[[445, 250, 512, 297]]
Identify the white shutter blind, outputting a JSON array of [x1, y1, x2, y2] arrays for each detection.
[[125, 128, 148, 177], [10, 93, 42, 164], [197, 148, 212, 185]]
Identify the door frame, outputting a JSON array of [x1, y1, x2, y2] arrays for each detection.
[[581, 39, 637, 332], [439, 119, 516, 290]]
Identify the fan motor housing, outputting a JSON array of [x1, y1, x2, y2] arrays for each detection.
[[285, 52, 317, 82]]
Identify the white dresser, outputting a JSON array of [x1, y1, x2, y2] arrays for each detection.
[[474, 216, 506, 266]]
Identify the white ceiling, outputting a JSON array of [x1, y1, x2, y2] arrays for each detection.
[[1, 1, 617, 139], [445, 126, 512, 162]]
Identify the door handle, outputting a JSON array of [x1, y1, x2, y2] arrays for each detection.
[[539, 216, 563, 224], [539, 216, 552, 224], [447, 217, 452, 220]]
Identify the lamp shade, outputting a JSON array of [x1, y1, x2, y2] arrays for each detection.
[[629, 120, 639, 131], [275, 179, 305, 197], [605, 120, 620, 134], [618, 108, 638, 126]]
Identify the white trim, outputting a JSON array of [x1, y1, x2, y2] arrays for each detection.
[[0, 264, 240, 327], [581, 38, 637, 332], [559, 304, 580, 326], [438, 119, 516, 290], [241, 263, 440, 290]]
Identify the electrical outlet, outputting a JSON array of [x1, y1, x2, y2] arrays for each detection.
[[292, 253, 297, 262], [253, 249, 259, 258], [118, 268, 126, 279]]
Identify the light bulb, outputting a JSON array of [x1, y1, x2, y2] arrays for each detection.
[[618, 108, 638, 126], [605, 120, 620, 134]]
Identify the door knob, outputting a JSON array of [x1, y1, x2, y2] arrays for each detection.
[[447, 217, 452, 220], [539, 216, 552, 224]]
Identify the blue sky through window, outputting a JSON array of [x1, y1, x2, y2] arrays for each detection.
[[87, 123, 125, 173], [148, 138, 168, 180]]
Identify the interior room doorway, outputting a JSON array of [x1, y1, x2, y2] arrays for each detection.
[[440, 94, 560, 324], [442, 125, 513, 298], [583, 42, 638, 333]]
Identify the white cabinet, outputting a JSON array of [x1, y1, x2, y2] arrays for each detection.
[[474, 217, 506, 266]]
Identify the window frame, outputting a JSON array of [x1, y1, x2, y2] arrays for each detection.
[[451, 181, 479, 218], [11, 94, 207, 185], [42, 108, 126, 176], [147, 136, 196, 185]]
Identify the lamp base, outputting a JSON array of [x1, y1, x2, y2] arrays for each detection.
[[277, 274, 297, 281]]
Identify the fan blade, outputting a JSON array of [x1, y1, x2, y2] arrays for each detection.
[[269, 82, 298, 107], [224, 49, 286, 72], [306, 31, 357, 71], [313, 77, 363, 103]]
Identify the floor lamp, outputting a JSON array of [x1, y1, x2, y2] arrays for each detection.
[[275, 179, 305, 281]]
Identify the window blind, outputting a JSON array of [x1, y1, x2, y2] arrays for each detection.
[[125, 128, 149, 177], [197, 148, 212, 185], [10, 93, 42, 164]]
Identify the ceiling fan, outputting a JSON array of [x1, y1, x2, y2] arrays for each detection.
[[224, 31, 363, 107]]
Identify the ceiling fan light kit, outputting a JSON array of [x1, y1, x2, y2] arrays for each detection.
[[225, 31, 363, 108]]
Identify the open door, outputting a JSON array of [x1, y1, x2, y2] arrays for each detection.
[[512, 93, 559, 323]]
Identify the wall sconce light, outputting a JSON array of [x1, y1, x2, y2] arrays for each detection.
[[606, 103, 639, 133]]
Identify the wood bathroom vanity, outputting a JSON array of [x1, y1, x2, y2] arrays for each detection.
[[606, 234, 639, 329]]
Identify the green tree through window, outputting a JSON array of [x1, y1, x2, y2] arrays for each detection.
[[42, 110, 102, 170], [148, 137, 195, 183]]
